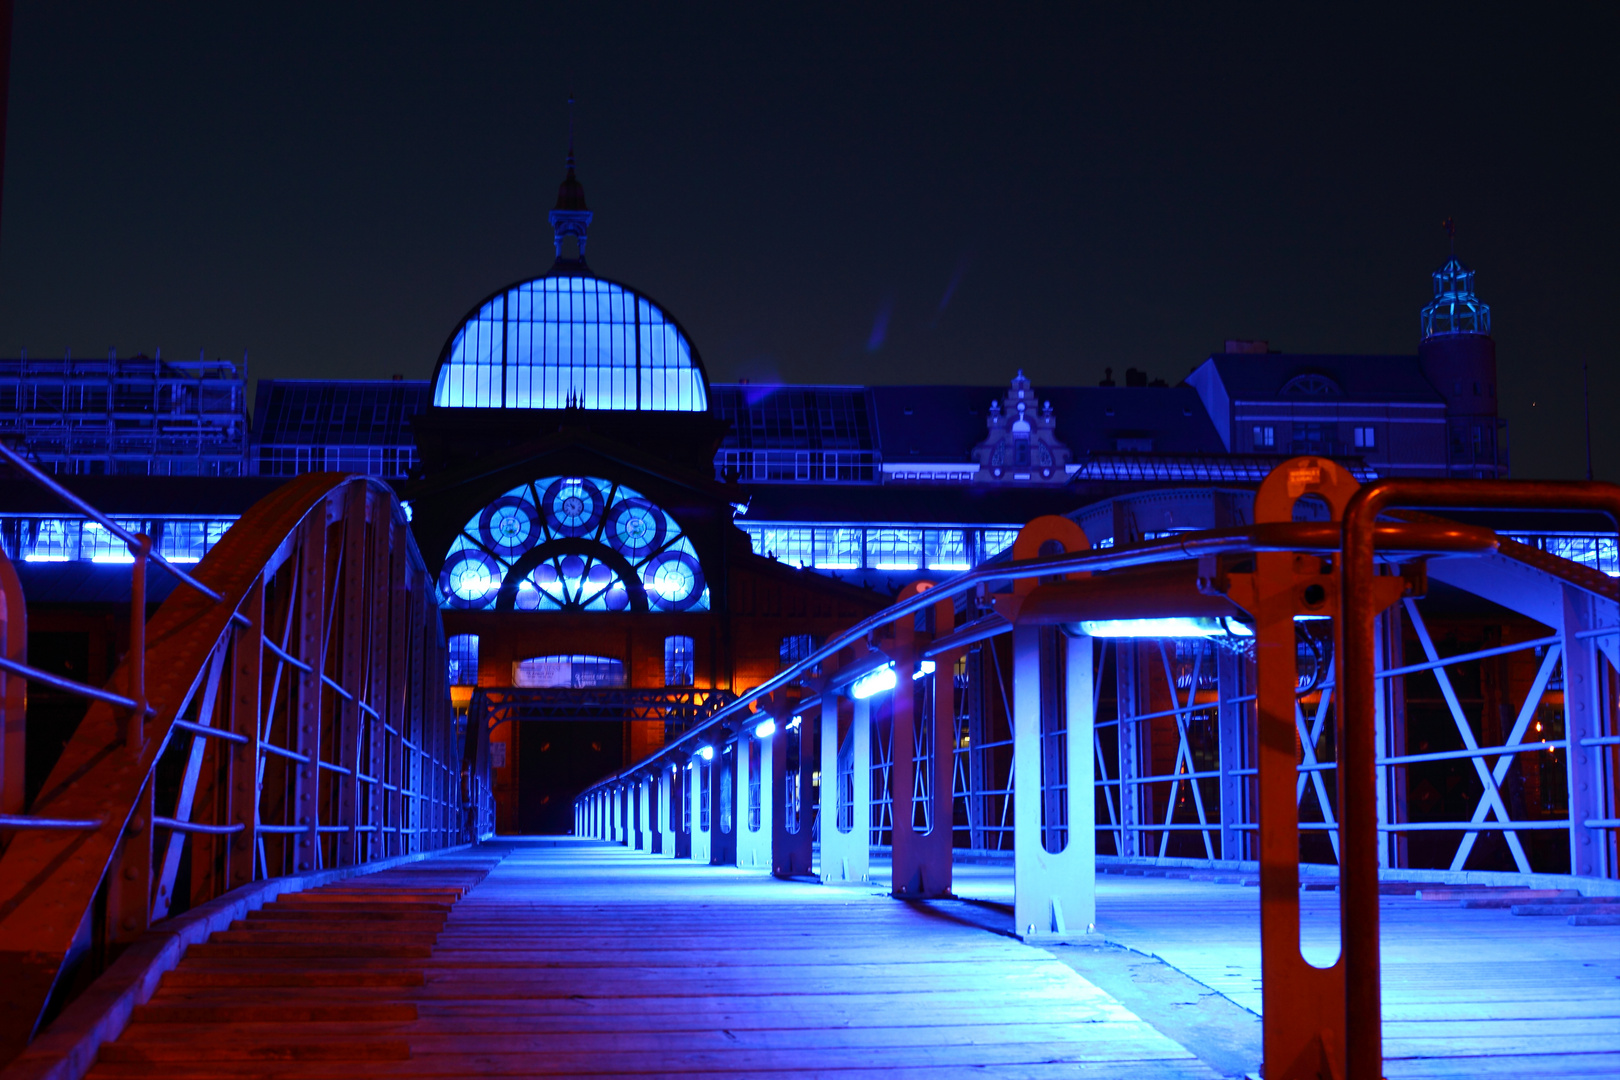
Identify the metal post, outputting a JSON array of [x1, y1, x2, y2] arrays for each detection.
[[820, 691, 869, 884], [1216, 644, 1249, 861], [1561, 583, 1604, 877], [1012, 625, 1095, 941]]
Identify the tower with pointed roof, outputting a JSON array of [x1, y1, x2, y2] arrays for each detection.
[[1418, 225, 1502, 476], [549, 99, 593, 270]]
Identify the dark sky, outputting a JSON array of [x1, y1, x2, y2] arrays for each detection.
[[0, 4, 1614, 478]]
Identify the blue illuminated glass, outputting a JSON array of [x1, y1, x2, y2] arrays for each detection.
[[447, 635, 480, 686], [432, 277, 707, 412], [438, 475, 709, 613]]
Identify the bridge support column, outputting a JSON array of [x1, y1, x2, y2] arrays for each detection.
[[820, 691, 870, 884], [738, 725, 773, 869], [657, 765, 677, 856], [690, 757, 712, 862], [1012, 625, 1095, 942], [635, 776, 650, 852], [773, 706, 815, 877], [1561, 583, 1607, 878], [674, 757, 692, 858], [710, 741, 738, 865]]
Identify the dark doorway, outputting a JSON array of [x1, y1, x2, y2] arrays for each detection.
[[517, 720, 625, 834]]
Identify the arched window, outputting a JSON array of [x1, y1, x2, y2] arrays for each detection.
[[664, 636, 695, 687], [439, 475, 708, 613], [513, 655, 625, 688], [447, 634, 479, 686]]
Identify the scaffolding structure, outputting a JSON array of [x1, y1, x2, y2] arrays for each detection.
[[0, 352, 249, 476]]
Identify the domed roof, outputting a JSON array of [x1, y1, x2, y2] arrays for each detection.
[[431, 274, 709, 412], [1421, 256, 1492, 339]]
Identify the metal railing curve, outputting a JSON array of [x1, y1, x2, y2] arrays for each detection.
[[0, 470, 491, 1064]]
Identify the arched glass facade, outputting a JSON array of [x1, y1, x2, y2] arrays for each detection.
[[432, 276, 707, 412], [439, 475, 709, 613]]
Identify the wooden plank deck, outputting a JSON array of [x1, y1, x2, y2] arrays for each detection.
[[85, 840, 1221, 1078], [925, 861, 1620, 1079]]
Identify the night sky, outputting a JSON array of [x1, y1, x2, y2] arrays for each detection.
[[0, 5, 1614, 479]]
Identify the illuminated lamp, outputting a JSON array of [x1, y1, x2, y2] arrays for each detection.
[[696, 744, 715, 761], [850, 666, 898, 700], [754, 718, 777, 740], [1078, 617, 1228, 639]]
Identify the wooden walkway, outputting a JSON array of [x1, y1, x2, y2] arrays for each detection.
[[930, 861, 1620, 1079], [85, 840, 1221, 1079]]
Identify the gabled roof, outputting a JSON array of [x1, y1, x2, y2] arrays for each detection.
[[868, 384, 1226, 460], [1195, 354, 1443, 404]]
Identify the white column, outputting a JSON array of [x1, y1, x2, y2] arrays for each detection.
[[657, 765, 677, 857], [820, 692, 870, 884], [737, 728, 774, 870], [690, 759, 711, 863], [1013, 626, 1095, 942]]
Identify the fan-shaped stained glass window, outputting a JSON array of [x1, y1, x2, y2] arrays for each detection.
[[438, 475, 709, 613], [431, 276, 708, 412]]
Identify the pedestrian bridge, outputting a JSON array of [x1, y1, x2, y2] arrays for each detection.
[[5, 457, 1620, 1080], [8, 837, 1616, 1078]]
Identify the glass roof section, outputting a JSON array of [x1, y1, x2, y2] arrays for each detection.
[[432, 276, 707, 412]]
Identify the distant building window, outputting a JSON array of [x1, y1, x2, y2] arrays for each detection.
[[1353, 426, 1376, 449], [780, 634, 816, 668], [1292, 422, 1324, 449], [513, 655, 625, 688], [448, 634, 479, 687], [1253, 425, 1275, 448], [664, 636, 695, 687]]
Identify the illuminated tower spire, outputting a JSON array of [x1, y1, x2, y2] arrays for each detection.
[[550, 94, 593, 269], [1417, 220, 1502, 476]]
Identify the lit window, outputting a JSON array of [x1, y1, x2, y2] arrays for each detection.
[[439, 476, 708, 613], [513, 655, 626, 688], [1252, 425, 1275, 448], [1353, 426, 1376, 449], [432, 277, 707, 412], [925, 529, 970, 571], [981, 530, 1019, 560], [867, 528, 922, 570], [448, 634, 480, 686], [779, 634, 816, 669], [664, 636, 695, 687], [24, 518, 80, 562], [82, 520, 144, 563]]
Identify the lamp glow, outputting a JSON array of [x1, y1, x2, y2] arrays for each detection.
[[1078, 617, 1228, 639], [754, 718, 776, 739], [912, 659, 936, 680], [696, 745, 715, 761], [850, 665, 898, 699]]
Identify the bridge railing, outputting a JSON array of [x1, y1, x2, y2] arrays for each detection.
[[574, 458, 1620, 1080], [0, 461, 491, 1064]]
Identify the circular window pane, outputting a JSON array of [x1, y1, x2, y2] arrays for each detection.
[[478, 496, 539, 556], [605, 499, 666, 560], [543, 478, 605, 538], [440, 550, 502, 609], [643, 550, 705, 612]]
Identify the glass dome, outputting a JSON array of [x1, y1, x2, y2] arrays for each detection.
[[432, 275, 708, 412], [1421, 258, 1491, 339]]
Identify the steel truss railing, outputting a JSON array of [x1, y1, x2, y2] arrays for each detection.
[[0, 465, 492, 1066], [574, 458, 1620, 1080]]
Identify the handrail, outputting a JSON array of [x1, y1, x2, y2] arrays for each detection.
[[0, 471, 491, 1065], [577, 517, 1498, 797], [0, 655, 155, 714], [0, 441, 224, 603]]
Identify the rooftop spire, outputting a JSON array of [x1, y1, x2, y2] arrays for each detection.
[[1421, 220, 1490, 339], [550, 93, 593, 269]]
